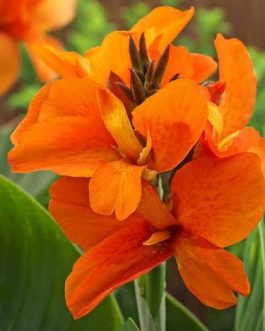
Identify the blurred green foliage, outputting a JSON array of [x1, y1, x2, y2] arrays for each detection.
[[67, 0, 114, 53], [123, 2, 150, 28]]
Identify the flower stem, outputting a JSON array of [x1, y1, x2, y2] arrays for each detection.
[[134, 263, 166, 331], [135, 176, 166, 331]]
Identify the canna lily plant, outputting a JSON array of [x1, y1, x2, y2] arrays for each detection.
[[0, 0, 76, 95], [8, 5, 265, 331]]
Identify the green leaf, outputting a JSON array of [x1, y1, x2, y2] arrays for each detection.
[[0, 124, 55, 204], [0, 175, 123, 331], [166, 293, 209, 331], [120, 318, 140, 331], [234, 221, 265, 331]]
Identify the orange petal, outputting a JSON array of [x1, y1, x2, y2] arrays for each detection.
[[85, 31, 134, 85], [11, 83, 51, 144], [162, 45, 216, 86], [9, 116, 120, 176], [34, 0, 76, 30], [215, 127, 260, 157], [97, 87, 143, 161], [65, 218, 172, 319], [174, 232, 250, 309], [0, 33, 20, 95], [131, 6, 194, 56], [11, 78, 112, 143], [25, 36, 63, 82], [133, 79, 208, 172], [136, 181, 176, 230], [190, 53, 217, 83], [171, 153, 265, 247], [215, 34, 256, 137], [89, 160, 145, 220], [49, 177, 122, 251], [31, 43, 91, 78], [250, 137, 265, 177]]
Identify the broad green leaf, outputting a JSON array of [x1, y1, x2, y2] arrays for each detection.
[[0, 124, 55, 204], [234, 221, 265, 331], [0, 175, 123, 331], [166, 293, 209, 331], [120, 318, 140, 331]]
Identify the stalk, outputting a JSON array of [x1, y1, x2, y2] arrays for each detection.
[[134, 177, 166, 331]]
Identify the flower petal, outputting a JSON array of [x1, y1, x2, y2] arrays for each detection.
[[190, 53, 217, 83], [9, 78, 119, 176], [0, 33, 20, 95], [11, 77, 113, 142], [9, 116, 120, 176], [97, 87, 143, 161], [31, 43, 91, 78], [89, 160, 145, 220], [206, 127, 261, 158], [133, 79, 208, 172], [174, 232, 250, 309], [49, 177, 122, 251], [171, 153, 265, 247], [250, 137, 265, 177], [25, 36, 62, 82], [131, 6, 194, 56], [66, 218, 172, 319], [162, 45, 216, 86], [85, 31, 134, 85], [215, 34, 256, 137], [136, 181, 176, 230]]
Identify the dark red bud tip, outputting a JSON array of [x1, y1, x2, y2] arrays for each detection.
[[153, 45, 170, 86], [115, 82, 134, 101], [144, 60, 156, 90], [130, 69, 146, 105], [129, 36, 142, 73], [169, 72, 180, 82], [139, 33, 150, 68]]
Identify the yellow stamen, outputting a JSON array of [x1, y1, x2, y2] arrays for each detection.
[[143, 230, 171, 246], [208, 102, 223, 138], [218, 130, 240, 151]]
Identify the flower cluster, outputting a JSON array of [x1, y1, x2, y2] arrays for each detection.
[[9, 6, 265, 319], [0, 0, 76, 95]]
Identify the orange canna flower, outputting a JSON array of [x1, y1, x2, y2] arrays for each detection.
[[49, 152, 265, 319], [9, 6, 217, 220], [0, 0, 76, 95], [199, 34, 265, 172]]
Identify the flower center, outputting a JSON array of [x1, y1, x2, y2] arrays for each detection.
[[107, 33, 180, 115]]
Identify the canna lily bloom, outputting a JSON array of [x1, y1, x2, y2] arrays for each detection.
[[49, 152, 265, 319], [9, 6, 217, 220], [200, 33, 265, 170], [0, 0, 76, 95], [9, 77, 208, 220]]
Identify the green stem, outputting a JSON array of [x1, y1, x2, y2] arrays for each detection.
[[134, 263, 166, 331], [135, 176, 166, 331]]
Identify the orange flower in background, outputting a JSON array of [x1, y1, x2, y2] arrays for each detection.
[[199, 33, 265, 172], [0, 0, 76, 95], [49, 152, 265, 319], [9, 6, 217, 220]]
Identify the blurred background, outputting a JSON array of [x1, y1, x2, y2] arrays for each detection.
[[1, 1, 264, 330]]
